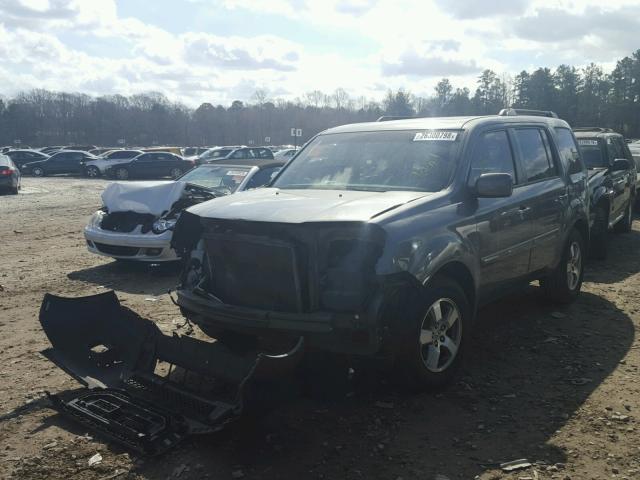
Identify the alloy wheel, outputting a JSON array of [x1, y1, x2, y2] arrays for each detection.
[[419, 298, 462, 373], [87, 166, 99, 177], [115, 168, 129, 180], [170, 168, 182, 179], [566, 241, 582, 291]]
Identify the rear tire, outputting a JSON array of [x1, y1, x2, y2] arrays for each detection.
[[589, 204, 608, 260], [541, 228, 584, 304], [86, 166, 100, 178], [614, 198, 633, 233], [170, 167, 183, 179], [393, 276, 470, 391]]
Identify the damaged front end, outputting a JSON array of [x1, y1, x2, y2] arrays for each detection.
[[39, 291, 303, 455], [172, 211, 390, 355], [85, 182, 218, 261]]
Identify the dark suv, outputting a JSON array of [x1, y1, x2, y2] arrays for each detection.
[[574, 127, 636, 259], [172, 110, 589, 390]]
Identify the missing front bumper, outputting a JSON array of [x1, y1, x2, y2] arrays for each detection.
[[39, 291, 304, 455]]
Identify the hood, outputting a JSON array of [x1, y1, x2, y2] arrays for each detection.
[[102, 181, 185, 216], [187, 188, 430, 223]]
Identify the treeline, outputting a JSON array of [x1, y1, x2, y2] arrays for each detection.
[[2, 49, 640, 147]]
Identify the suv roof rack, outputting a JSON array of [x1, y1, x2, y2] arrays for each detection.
[[498, 108, 558, 118], [376, 115, 414, 122], [573, 127, 615, 133]]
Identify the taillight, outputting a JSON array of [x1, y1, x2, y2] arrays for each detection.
[[0, 168, 14, 176]]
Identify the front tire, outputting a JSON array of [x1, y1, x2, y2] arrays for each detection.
[[541, 228, 585, 304], [114, 167, 129, 180], [394, 276, 470, 391], [32, 167, 44, 177]]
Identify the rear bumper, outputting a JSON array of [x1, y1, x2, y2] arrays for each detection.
[[176, 288, 384, 355], [84, 225, 177, 262], [0, 176, 16, 187]]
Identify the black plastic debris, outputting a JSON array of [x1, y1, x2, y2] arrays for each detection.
[[39, 291, 304, 455]]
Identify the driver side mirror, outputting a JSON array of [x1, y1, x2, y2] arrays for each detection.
[[611, 158, 630, 171], [475, 173, 513, 198]]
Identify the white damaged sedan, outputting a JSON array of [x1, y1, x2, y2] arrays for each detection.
[[84, 160, 284, 262]]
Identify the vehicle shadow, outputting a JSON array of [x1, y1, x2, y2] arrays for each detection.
[[585, 226, 640, 284], [67, 260, 181, 295], [127, 287, 633, 480]]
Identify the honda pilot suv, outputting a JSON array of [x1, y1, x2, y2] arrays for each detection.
[[172, 109, 589, 390], [574, 127, 636, 259]]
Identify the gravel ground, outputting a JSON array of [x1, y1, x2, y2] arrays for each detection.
[[1, 177, 639, 480]]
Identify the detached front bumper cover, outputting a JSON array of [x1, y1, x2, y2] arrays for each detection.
[[39, 291, 304, 455]]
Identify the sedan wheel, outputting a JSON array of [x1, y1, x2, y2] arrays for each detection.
[[32, 167, 44, 177], [419, 298, 462, 373], [170, 167, 183, 179], [86, 166, 100, 178], [115, 168, 129, 180]]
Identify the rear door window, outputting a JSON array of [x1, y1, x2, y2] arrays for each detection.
[[469, 130, 517, 185], [554, 127, 584, 175], [513, 128, 555, 182]]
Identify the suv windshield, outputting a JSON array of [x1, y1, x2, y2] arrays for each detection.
[[273, 130, 462, 192], [177, 165, 251, 192], [577, 138, 605, 168]]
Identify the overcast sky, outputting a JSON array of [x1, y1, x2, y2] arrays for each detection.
[[0, 0, 638, 106]]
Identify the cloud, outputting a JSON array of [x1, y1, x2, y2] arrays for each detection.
[[434, 0, 529, 19], [382, 52, 480, 77], [182, 33, 300, 71], [335, 0, 379, 16]]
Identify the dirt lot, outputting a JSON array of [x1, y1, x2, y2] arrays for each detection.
[[1, 177, 639, 480]]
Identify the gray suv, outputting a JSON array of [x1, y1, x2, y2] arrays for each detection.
[[172, 109, 589, 390]]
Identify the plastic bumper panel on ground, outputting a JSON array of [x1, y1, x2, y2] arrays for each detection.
[[39, 291, 304, 455]]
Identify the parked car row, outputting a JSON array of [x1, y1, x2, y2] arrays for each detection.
[[0, 144, 296, 183]]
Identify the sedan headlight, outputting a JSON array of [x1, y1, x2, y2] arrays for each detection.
[[152, 218, 177, 234], [89, 210, 106, 228]]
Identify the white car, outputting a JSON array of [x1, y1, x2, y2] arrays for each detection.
[[84, 160, 284, 262], [84, 149, 143, 177], [274, 148, 299, 160]]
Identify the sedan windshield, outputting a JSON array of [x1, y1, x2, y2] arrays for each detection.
[[200, 149, 232, 160], [577, 138, 605, 168], [177, 165, 251, 192], [272, 130, 462, 192]]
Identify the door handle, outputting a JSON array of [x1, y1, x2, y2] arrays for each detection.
[[517, 206, 532, 219]]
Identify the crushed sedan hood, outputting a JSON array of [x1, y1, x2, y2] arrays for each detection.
[[102, 181, 185, 216], [187, 188, 430, 223]]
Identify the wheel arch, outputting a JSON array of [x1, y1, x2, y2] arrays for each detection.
[[426, 261, 476, 315], [572, 217, 590, 248]]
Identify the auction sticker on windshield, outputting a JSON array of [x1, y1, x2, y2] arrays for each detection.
[[413, 130, 458, 142], [578, 139, 599, 146]]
